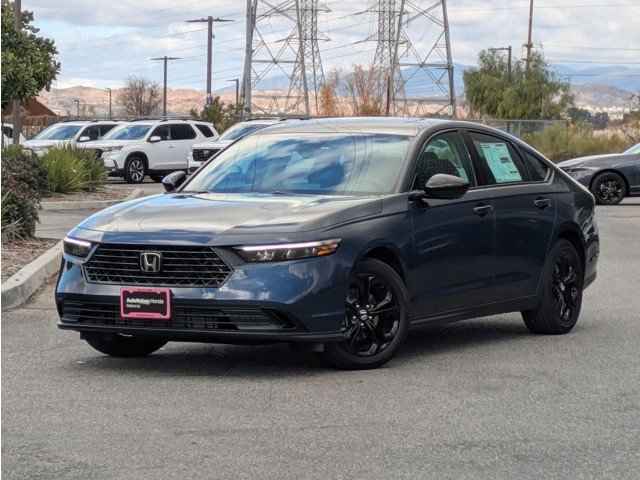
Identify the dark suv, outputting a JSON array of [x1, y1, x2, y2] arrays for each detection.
[[57, 118, 599, 369]]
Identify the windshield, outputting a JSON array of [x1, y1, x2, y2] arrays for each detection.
[[34, 124, 82, 140], [219, 123, 269, 141], [624, 143, 640, 155], [105, 124, 152, 140], [185, 133, 411, 195]]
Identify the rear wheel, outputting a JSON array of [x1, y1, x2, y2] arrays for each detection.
[[124, 156, 146, 184], [323, 259, 409, 370], [522, 239, 584, 334], [591, 172, 626, 205], [84, 333, 167, 357]]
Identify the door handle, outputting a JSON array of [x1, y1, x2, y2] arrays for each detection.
[[473, 204, 493, 217], [534, 198, 552, 209]]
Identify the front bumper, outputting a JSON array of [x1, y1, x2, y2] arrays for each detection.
[[56, 246, 351, 344]]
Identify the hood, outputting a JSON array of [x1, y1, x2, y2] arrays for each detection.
[[23, 139, 70, 149], [75, 192, 382, 240], [192, 140, 233, 150], [78, 139, 136, 149], [558, 153, 628, 168]]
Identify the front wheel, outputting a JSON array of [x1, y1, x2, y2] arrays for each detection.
[[124, 156, 146, 184], [522, 239, 584, 334], [323, 259, 409, 370], [84, 333, 167, 357], [591, 172, 626, 205]]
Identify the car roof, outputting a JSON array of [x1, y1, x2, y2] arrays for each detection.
[[256, 116, 449, 136]]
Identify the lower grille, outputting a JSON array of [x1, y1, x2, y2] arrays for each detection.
[[61, 297, 297, 332], [192, 148, 220, 163], [83, 244, 233, 288]]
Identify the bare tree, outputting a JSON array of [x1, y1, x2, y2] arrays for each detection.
[[345, 65, 384, 116], [318, 70, 342, 117], [118, 76, 161, 117]]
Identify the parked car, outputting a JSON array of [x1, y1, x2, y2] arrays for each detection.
[[558, 143, 640, 205], [187, 118, 285, 173], [1, 123, 26, 145], [22, 120, 121, 156], [57, 118, 599, 370], [85, 119, 218, 183]]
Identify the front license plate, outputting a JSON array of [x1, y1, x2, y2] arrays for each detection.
[[120, 287, 171, 320]]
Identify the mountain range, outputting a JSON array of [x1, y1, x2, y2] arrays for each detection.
[[39, 63, 638, 118]]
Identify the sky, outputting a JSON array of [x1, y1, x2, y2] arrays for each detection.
[[25, 0, 640, 92]]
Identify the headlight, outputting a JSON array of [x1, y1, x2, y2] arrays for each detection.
[[235, 239, 341, 262], [63, 236, 92, 258], [562, 166, 596, 174], [102, 146, 122, 152]]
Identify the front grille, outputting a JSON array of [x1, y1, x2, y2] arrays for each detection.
[[192, 148, 220, 163], [61, 296, 297, 332], [84, 244, 233, 288]]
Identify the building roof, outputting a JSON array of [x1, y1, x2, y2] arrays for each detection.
[[2, 98, 57, 118]]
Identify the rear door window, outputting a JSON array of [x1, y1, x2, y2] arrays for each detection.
[[81, 125, 101, 141], [151, 125, 170, 140], [468, 132, 527, 185], [170, 124, 197, 140], [195, 124, 215, 137], [521, 149, 550, 181]]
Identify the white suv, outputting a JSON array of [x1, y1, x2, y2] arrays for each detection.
[[85, 119, 218, 183], [187, 119, 283, 173], [23, 120, 121, 156]]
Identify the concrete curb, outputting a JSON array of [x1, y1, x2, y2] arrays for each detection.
[[1, 241, 63, 310], [40, 188, 144, 211]]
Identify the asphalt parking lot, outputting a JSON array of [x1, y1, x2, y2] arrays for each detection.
[[2, 199, 639, 480]]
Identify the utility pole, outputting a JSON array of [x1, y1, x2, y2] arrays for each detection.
[[106, 88, 112, 119], [489, 46, 512, 81], [186, 16, 234, 105], [525, 0, 534, 72], [12, 0, 22, 144], [73, 99, 80, 119], [150, 56, 181, 116], [227, 79, 240, 107]]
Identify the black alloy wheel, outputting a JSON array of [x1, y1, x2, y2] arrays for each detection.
[[124, 156, 146, 184], [523, 239, 584, 334], [323, 259, 408, 369], [592, 172, 626, 205]]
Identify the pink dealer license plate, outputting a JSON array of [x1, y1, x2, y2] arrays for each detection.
[[120, 287, 171, 320]]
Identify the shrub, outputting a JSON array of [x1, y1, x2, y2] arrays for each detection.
[[40, 145, 106, 193], [524, 124, 632, 162], [1, 146, 47, 239]]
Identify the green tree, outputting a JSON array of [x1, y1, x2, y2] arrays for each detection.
[[1, 1, 59, 109], [464, 50, 571, 120], [190, 96, 239, 133]]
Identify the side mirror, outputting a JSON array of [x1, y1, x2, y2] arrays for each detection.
[[148, 135, 162, 143], [78, 136, 91, 142], [424, 173, 469, 200], [162, 171, 186, 193], [409, 173, 469, 202]]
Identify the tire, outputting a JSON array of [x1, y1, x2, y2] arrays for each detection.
[[591, 171, 626, 205], [322, 258, 409, 370], [150, 174, 164, 183], [84, 333, 167, 357], [124, 156, 146, 184], [522, 239, 584, 335]]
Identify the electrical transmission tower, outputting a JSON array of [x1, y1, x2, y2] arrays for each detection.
[[242, 0, 327, 117], [370, 0, 456, 117]]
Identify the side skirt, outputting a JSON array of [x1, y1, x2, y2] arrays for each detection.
[[409, 295, 539, 328]]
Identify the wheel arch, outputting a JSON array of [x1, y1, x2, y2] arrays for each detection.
[[589, 168, 630, 195], [554, 223, 586, 273], [358, 244, 407, 285]]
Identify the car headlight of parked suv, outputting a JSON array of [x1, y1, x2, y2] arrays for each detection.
[[235, 239, 341, 262], [562, 166, 598, 176], [101, 146, 122, 153], [63, 236, 93, 259]]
